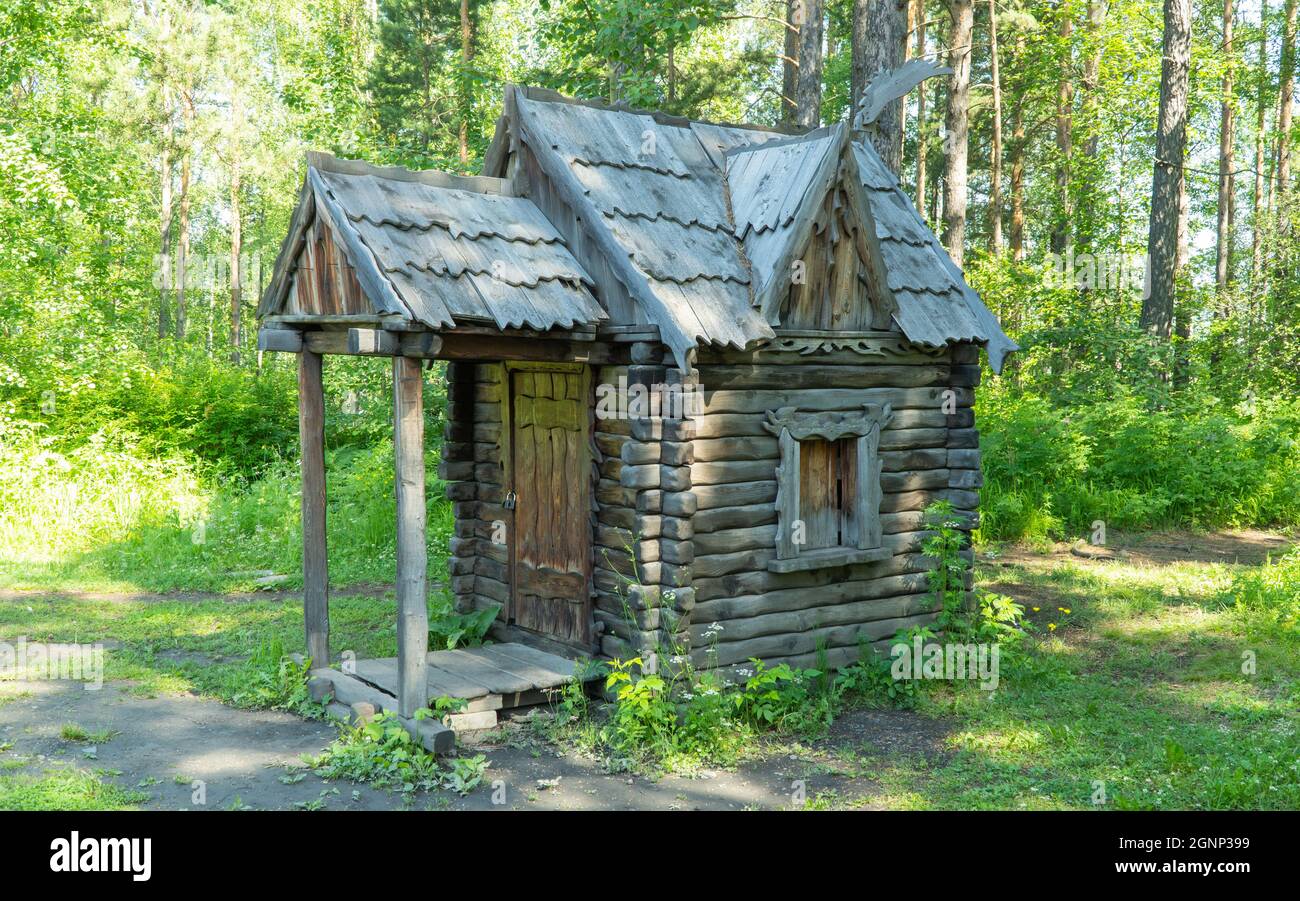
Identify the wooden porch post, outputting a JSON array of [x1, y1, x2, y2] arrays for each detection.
[[393, 355, 429, 717], [298, 349, 329, 667]]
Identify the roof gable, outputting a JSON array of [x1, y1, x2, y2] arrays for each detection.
[[259, 153, 604, 333], [725, 125, 847, 324]]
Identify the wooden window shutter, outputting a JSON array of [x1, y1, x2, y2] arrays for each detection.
[[765, 404, 893, 572]]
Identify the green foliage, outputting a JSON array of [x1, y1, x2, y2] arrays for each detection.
[[732, 659, 833, 735], [599, 657, 677, 762], [429, 595, 499, 650], [228, 641, 324, 716], [309, 712, 446, 792], [835, 641, 920, 708], [1228, 548, 1300, 641], [0, 430, 456, 593], [559, 653, 834, 770], [310, 708, 488, 796], [976, 384, 1300, 543]]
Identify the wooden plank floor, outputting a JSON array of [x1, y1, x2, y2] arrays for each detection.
[[337, 643, 593, 733]]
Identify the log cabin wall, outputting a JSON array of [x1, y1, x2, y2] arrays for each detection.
[[591, 351, 698, 661], [443, 362, 512, 621], [686, 341, 982, 674]]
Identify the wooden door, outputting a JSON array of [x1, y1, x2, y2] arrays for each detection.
[[509, 365, 592, 647]]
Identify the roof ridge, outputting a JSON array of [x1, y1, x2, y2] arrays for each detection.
[[307, 151, 513, 196]]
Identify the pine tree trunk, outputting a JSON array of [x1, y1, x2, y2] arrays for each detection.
[[668, 44, 676, 105], [229, 93, 242, 365], [1141, 0, 1192, 341], [1051, 1, 1074, 254], [783, 0, 800, 125], [853, 0, 907, 172], [1277, 0, 1298, 205], [942, 0, 973, 267], [915, 0, 928, 219], [176, 90, 194, 341], [988, 0, 1004, 253], [1082, 1, 1104, 158], [159, 91, 173, 340], [1251, 0, 1269, 288], [459, 0, 472, 168], [1010, 32, 1026, 261], [1216, 0, 1236, 293], [851, 0, 869, 114], [796, 0, 825, 128]]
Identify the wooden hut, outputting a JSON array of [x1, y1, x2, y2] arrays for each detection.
[[257, 85, 1016, 744]]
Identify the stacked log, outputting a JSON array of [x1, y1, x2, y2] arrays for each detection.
[[686, 341, 982, 671]]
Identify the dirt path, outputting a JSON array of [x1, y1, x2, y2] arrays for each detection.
[[0, 679, 950, 811], [989, 528, 1295, 570]]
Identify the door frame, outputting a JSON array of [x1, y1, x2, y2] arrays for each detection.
[[501, 361, 595, 650]]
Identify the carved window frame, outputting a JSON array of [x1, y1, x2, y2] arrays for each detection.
[[763, 404, 894, 573]]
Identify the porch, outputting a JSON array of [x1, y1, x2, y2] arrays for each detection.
[[307, 642, 596, 751]]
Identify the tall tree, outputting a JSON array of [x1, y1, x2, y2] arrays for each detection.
[[1010, 30, 1027, 261], [796, 0, 825, 127], [159, 85, 174, 340], [988, 0, 1004, 252], [175, 87, 194, 340], [1081, 0, 1105, 159], [229, 87, 243, 364], [1141, 0, 1192, 340], [1277, 0, 1298, 207], [1051, 0, 1074, 253], [852, 0, 907, 171], [1216, 0, 1236, 292], [370, 0, 459, 167], [458, 0, 475, 168], [914, 0, 928, 220], [782, 0, 800, 125], [1252, 0, 1270, 287], [942, 0, 973, 266]]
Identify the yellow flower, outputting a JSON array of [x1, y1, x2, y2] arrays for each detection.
[[1032, 606, 1040, 612], [1048, 623, 1057, 631], [1062, 608, 1071, 614]]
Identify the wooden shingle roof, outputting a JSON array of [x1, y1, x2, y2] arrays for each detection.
[[261, 90, 1015, 373], [506, 88, 1015, 372], [849, 142, 1016, 372], [512, 93, 771, 362], [259, 154, 604, 332]]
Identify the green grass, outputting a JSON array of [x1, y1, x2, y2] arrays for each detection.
[[0, 589, 413, 701], [0, 435, 454, 594], [0, 765, 148, 810], [850, 553, 1300, 810], [58, 723, 118, 743]]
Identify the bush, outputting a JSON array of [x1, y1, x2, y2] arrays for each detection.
[[976, 385, 1300, 542], [1229, 548, 1300, 641]]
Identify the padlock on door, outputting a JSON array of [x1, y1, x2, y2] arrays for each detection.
[[504, 489, 517, 511]]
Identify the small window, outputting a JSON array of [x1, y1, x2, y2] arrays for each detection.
[[798, 437, 856, 550], [764, 405, 894, 573]]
